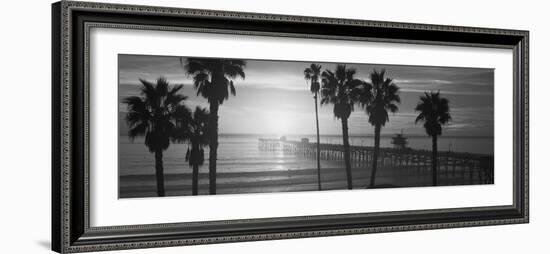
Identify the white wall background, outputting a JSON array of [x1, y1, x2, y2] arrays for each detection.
[[0, 0, 546, 253]]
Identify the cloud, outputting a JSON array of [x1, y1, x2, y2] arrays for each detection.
[[118, 54, 494, 137]]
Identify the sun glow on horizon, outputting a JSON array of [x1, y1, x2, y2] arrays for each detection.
[[267, 111, 294, 137]]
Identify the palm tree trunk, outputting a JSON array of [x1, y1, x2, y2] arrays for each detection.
[[208, 102, 219, 195], [369, 125, 381, 188], [314, 93, 322, 190], [341, 118, 353, 189], [192, 164, 199, 195], [432, 135, 438, 186], [190, 140, 200, 195], [154, 150, 165, 197]]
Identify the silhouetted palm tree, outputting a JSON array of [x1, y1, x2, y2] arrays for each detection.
[[173, 106, 209, 195], [304, 63, 323, 190], [123, 78, 187, 197], [183, 58, 246, 195], [415, 91, 451, 186], [320, 65, 362, 189], [362, 69, 400, 188]]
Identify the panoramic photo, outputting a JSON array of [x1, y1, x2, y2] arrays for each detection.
[[118, 54, 494, 198]]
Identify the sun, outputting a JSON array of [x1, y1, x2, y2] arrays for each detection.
[[268, 112, 291, 136]]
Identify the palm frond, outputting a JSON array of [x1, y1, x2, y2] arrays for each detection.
[[363, 69, 400, 126], [184, 58, 208, 74], [310, 81, 320, 94], [122, 77, 190, 152], [139, 78, 157, 104], [229, 80, 236, 96], [304, 68, 313, 80], [127, 122, 148, 140], [183, 58, 246, 103], [224, 61, 246, 79], [414, 91, 452, 137], [319, 66, 363, 119], [155, 77, 169, 96], [192, 72, 210, 88]]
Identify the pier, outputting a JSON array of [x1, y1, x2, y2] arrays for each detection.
[[258, 138, 494, 186]]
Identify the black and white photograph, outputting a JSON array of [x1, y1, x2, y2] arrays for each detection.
[[1, 0, 542, 253], [118, 54, 494, 198]]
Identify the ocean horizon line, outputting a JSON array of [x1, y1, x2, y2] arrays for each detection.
[[120, 133, 494, 139]]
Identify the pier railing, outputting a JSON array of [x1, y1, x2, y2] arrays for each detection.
[[258, 138, 493, 185]]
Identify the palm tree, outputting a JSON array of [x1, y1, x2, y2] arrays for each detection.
[[123, 77, 187, 197], [304, 63, 323, 190], [320, 65, 362, 189], [415, 91, 451, 186], [362, 69, 400, 188], [186, 107, 209, 195], [183, 58, 246, 195], [172, 106, 209, 195]]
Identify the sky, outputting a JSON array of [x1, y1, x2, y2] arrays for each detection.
[[118, 54, 494, 137]]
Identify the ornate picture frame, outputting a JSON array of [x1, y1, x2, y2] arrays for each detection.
[[52, 1, 528, 253]]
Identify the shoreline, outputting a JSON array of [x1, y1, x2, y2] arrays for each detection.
[[119, 166, 492, 198]]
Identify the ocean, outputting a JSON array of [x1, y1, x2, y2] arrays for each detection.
[[118, 134, 493, 197]]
